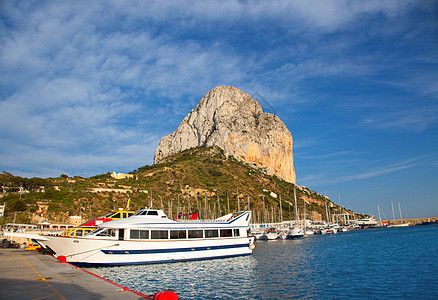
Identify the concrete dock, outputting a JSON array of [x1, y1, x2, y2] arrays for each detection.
[[0, 249, 151, 299]]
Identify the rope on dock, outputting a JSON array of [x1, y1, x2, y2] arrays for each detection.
[[65, 243, 120, 258]]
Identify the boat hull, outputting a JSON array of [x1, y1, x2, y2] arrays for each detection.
[[38, 236, 255, 266], [388, 223, 410, 228], [265, 233, 279, 240]]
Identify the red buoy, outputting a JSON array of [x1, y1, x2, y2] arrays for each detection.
[[57, 256, 67, 263], [153, 291, 178, 300]]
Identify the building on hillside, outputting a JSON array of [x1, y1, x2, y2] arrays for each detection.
[[111, 172, 134, 180], [69, 216, 82, 226], [0, 204, 5, 217]]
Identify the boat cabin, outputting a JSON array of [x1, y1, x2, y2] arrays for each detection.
[[83, 208, 250, 241], [87, 226, 245, 241], [132, 208, 168, 218]]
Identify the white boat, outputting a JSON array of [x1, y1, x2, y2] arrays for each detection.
[[287, 186, 304, 239], [388, 223, 410, 228], [11, 208, 255, 266], [338, 226, 349, 232], [388, 201, 410, 227], [287, 227, 304, 239], [354, 216, 379, 227], [265, 228, 279, 240], [325, 228, 338, 234], [323, 223, 338, 234], [279, 232, 288, 240], [252, 231, 268, 240], [311, 221, 328, 234]]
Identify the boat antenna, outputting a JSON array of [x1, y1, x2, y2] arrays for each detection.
[[125, 198, 131, 211]]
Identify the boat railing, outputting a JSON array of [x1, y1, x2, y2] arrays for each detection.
[[174, 219, 228, 223]]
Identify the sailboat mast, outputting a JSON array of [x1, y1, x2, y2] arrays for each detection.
[[377, 204, 382, 225], [303, 195, 306, 230], [391, 201, 396, 223], [279, 195, 283, 223], [294, 186, 299, 226], [263, 195, 266, 224], [398, 202, 403, 222]]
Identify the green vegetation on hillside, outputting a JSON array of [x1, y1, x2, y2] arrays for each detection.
[[0, 147, 363, 225]]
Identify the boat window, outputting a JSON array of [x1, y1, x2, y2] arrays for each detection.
[[96, 228, 117, 237], [84, 230, 92, 235], [130, 230, 139, 239], [147, 211, 159, 216], [118, 229, 125, 240], [130, 230, 149, 239], [133, 210, 145, 216], [76, 229, 83, 237], [90, 228, 105, 235], [188, 230, 203, 239], [205, 229, 219, 238], [127, 212, 134, 217], [170, 230, 187, 239], [233, 229, 240, 237], [220, 229, 233, 237], [111, 212, 122, 219], [151, 230, 168, 239]]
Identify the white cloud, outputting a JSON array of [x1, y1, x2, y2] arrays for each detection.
[[0, 0, 435, 179], [339, 161, 419, 182]]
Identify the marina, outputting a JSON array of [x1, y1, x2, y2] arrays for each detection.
[[1, 2, 436, 299], [1, 199, 436, 298], [88, 224, 438, 299], [1, 215, 437, 299]]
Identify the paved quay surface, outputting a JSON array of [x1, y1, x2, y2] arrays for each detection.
[[0, 249, 151, 299]]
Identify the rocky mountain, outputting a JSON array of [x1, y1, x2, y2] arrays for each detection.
[[154, 86, 296, 183]]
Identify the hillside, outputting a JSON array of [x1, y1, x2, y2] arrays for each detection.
[[0, 147, 363, 225]]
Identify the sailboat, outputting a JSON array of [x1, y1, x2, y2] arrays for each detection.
[[286, 186, 304, 239], [388, 201, 410, 227], [303, 194, 313, 235]]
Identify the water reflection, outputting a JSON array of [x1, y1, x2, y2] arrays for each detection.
[[89, 255, 258, 299], [253, 239, 320, 299], [88, 226, 438, 299]]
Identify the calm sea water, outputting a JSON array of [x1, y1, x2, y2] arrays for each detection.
[[88, 225, 438, 299]]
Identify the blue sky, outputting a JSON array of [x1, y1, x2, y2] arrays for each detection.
[[1, 1, 437, 218]]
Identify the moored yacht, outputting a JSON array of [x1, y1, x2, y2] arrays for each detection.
[[265, 228, 279, 240], [286, 227, 304, 239], [17, 208, 255, 266], [353, 216, 379, 228], [252, 230, 268, 240]]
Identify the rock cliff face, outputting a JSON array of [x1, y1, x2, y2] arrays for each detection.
[[154, 86, 296, 183]]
